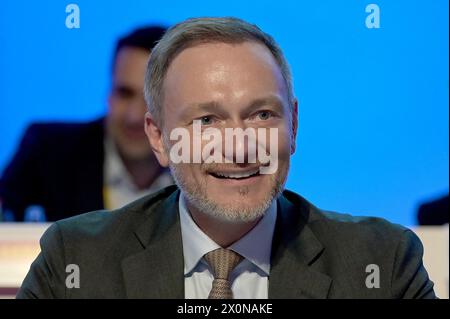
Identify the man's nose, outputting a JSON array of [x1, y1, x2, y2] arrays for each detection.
[[222, 122, 256, 165], [125, 99, 147, 124]]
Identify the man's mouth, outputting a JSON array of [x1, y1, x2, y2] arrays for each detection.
[[123, 126, 146, 139], [208, 167, 260, 180]]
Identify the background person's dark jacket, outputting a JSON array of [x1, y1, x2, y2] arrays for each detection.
[[418, 195, 449, 225], [0, 118, 105, 221], [17, 186, 436, 299]]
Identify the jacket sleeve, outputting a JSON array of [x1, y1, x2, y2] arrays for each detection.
[[390, 229, 437, 299], [16, 223, 67, 298]]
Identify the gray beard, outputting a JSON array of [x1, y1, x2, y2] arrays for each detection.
[[169, 164, 285, 223]]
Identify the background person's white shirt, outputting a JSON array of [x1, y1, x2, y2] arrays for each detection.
[[179, 193, 277, 299], [103, 137, 173, 209]]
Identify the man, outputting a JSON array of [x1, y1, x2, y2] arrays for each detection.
[[0, 26, 173, 221], [17, 17, 435, 298]]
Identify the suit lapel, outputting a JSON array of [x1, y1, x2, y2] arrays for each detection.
[[269, 193, 332, 299], [121, 189, 185, 298]]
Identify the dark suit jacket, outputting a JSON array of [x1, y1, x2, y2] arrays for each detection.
[[0, 118, 105, 221], [17, 185, 435, 299]]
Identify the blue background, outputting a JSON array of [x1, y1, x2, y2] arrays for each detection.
[[0, 0, 448, 226]]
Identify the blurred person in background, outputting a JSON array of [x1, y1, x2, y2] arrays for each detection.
[[0, 26, 173, 222]]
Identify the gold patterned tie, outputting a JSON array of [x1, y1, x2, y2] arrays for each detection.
[[204, 248, 243, 299]]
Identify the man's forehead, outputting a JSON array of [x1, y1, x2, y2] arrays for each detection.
[[162, 41, 284, 94], [113, 47, 150, 72], [158, 40, 290, 126], [168, 40, 278, 70], [113, 47, 150, 83]]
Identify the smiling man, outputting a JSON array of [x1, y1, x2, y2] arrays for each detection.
[[17, 17, 436, 299]]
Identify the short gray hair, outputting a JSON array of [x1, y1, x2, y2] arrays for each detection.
[[144, 17, 294, 126]]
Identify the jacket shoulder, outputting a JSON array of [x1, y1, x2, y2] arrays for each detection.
[[52, 185, 178, 242], [281, 190, 435, 298], [282, 189, 408, 241], [25, 118, 104, 143], [318, 210, 408, 238], [18, 186, 179, 298]]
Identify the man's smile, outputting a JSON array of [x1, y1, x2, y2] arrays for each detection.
[[207, 166, 264, 186]]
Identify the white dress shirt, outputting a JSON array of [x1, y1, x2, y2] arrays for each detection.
[[103, 137, 173, 209], [179, 193, 277, 299]]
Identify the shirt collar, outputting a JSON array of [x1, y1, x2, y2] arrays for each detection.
[[104, 135, 174, 194], [179, 192, 277, 276], [104, 136, 137, 191]]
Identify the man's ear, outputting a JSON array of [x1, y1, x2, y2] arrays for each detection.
[[290, 99, 298, 155], [145, 112, 170, 167]]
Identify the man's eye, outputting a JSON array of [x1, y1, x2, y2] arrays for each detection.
[[115, 87, 134, 99], [257, 111, 272, 120], [199, 116, 214, 125]]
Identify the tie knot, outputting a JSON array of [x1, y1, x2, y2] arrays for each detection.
[[204, 248, 243, 280]]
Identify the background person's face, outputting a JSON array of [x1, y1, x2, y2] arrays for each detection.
[[108, 47, 151, 160], [151, 41, 297, 221]]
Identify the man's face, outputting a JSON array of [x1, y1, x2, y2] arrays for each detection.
[[108, 47, 151, 160], [147, 41, 297, 222]]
